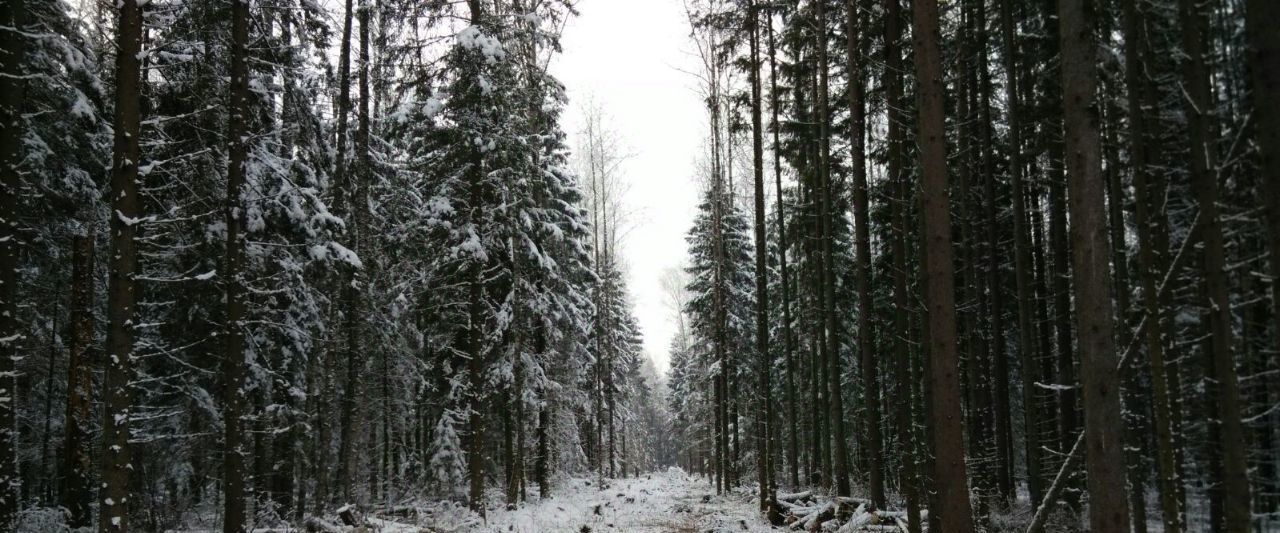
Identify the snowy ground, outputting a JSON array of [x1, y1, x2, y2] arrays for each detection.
[[460, 468, 775, 533]]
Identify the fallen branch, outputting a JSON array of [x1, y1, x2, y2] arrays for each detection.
[[1026, 433, 1085, 533]]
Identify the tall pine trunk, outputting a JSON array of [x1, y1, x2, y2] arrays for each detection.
[[101, 0, 144, 527], [222, 0, 252, 526], [337, 0, 373, 504], [1247, 0, 1280, 517], [912, 0, 974, 528], [975, 0, 1014, 501], [321, 0, 355, 509], [1250, 0, 1280, 355], [1056, 0, 1131, 529], [63, 231, 94, 528], [883, 0, 920, 528], [765, 10, 799, 489], [846, 0, 883, 509], [464, 1, 488, 515], [747, 0, 775, 515], [1120, 1, 1183, 528], [1178, 0, 1252, 528], [812, 0, 851, 497], [998, 0, 1044, 506], [1102, 94, 1147, 533], [535, 329, 550, 498], [0, 0, 24, 526]]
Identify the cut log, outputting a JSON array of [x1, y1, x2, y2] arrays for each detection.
[[778, 490, 813, 502], [791, 500, 836, 531], [304, 517, 344, 533], [337, 504, 360, 527]]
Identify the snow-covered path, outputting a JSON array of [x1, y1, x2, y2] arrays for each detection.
[[469, 468, 775, 533]]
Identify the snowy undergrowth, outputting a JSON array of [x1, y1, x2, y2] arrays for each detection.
[[355, 467, 775, 533]]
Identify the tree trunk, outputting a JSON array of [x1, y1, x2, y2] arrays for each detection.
[[1249, 0, 1280, 361], [1031, 170, 1057, 497], [1102, 91, 1148, 533], [1247, 0, 1280, 517], [463, 0, 487, 516], [466, 213, 486, 517], [338, 0, 373, 505], [747, 0, 775, 514], [273, 11, 301, 518], [1119, 1, 1183, 528], [1034, 1, 1078, 476], [973, 0, 1014, 502], [1056, 0, 1131, 529], [222, 0, 252, 526], [710, 41, 728, 494], [39, 308, 56, 504], [1179, 0, 1252, 528], [912, 0, 975, 528], [883, 0, 920, 528], [765, 9, 799, 490], [505, 346, 523, 506], [0, 0, 24, 526], [795, 70, 823, 488], [536, 403, 550, 498], [325, 0, 355, 509], [955, 5, 996, 520], [62, 231, 94, 528], [845, 0, 882, 509], [813, 0, 851, 497], [998, 0, 1043, 507], [101, 0, 144, 526]]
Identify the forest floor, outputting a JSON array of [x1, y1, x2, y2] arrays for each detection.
[[459, 468, 775, 533]]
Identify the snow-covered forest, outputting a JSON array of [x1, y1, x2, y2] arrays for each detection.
[[0, 0, 1277, 531]]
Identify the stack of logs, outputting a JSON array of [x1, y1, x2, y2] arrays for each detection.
[[777, 491, 915, 532]]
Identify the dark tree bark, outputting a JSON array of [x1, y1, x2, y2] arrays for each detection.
[[765, 9, 799, 489], [747, 0, 775, 514], [1102, 92, 1148, 533], [1056, 0, 1131, 530], [222, 0, 252, 526], [998, 0, 1044, 506], [0, 0, 24, 526], [535, 328, 550, 498], [975, 0, 1014, 502], [1251, 4, 1280, 329], [1178, 0, 1252, 528], [955, 5, 996, 519], [317, 0, 355, 510], [1120, 1, 1183, 528], [1246, 2, 1280, 517], [62, 231, 94, 528], [883, 0, 920, 529], [272, 11, 301, 517], [793, 63, 824, 487], [101, 0, 144, 527], [846, 0, 883, 509], [1033, 0, 1079, 475], [1030, 169, 1056, 496], [337, 0, 373, 505], [911, 0, 975, 529], [465, 1, 488, 515], [466, 183, 487, 516], [812, 0, 851, 497]]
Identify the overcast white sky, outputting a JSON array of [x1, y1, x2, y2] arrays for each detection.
[[551, 0, 704, 374]]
